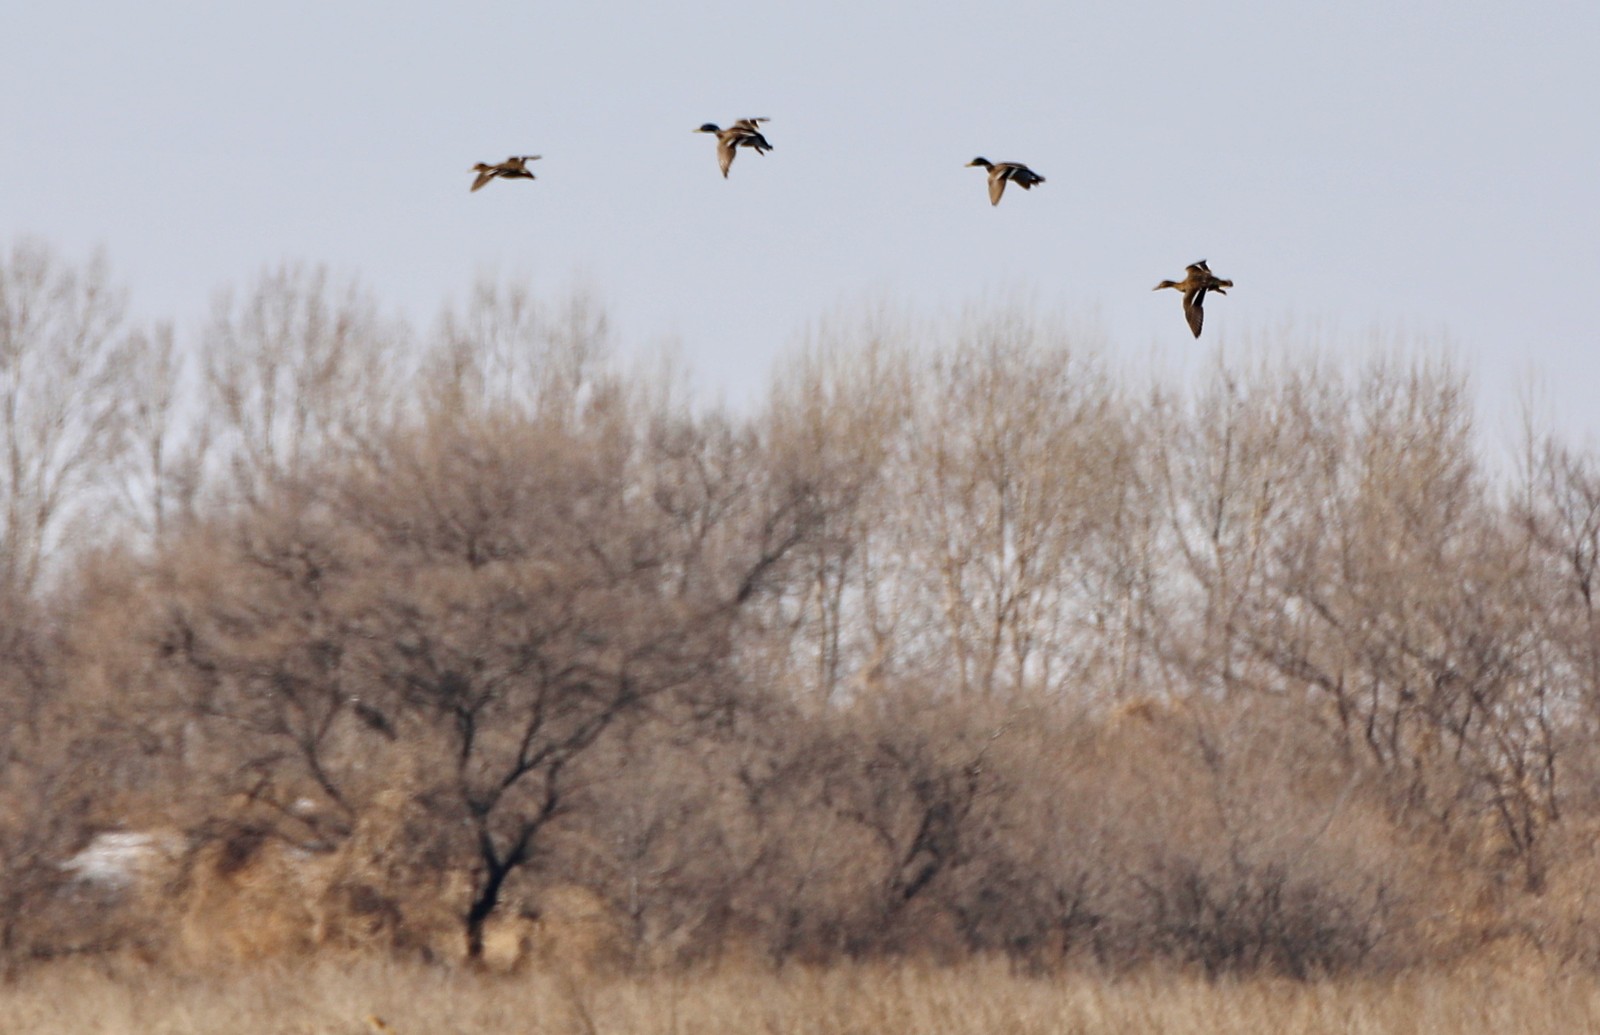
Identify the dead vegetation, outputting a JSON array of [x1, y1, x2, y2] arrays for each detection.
[[3, 956, 1600, 1035], [9, 239, 1600, 987]]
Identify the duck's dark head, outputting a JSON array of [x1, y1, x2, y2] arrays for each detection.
[[966, 157, 993, 169], [694, 123, 722, 134]]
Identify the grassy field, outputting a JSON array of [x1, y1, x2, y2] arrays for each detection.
[[3, 957, 1599, 1035]]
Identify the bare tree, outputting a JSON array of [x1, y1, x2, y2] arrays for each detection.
[[116, 322, 209, 544], [128, 350, 824, 958], [757, 318, 912, 709], [898, 318, 1133, 699], [0, 239, 144, 593], [1518, 440, 1600, 710], [202, 264, 405, 507], [1176, 356, 1566, 891], [422, 278, 611, 425]]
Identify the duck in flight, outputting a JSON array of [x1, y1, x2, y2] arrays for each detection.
[[694, 118, 773, 178], [966, 157, 1045, 206], [1154, 260, 1234, 338], [470, 155, 540, 192]]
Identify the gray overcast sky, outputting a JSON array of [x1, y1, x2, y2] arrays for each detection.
[[4, 1, 1597, 441]]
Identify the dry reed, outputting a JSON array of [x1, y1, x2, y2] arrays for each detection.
[[2, 956, 1598, 1035]]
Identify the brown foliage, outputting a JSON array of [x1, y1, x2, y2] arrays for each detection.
[[15, 252, 1600, 979]]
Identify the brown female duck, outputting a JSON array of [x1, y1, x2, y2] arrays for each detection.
[[1154, 260, 1233, 338], [469, 155, 541, 192]]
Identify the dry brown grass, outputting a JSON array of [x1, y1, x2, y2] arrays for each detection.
[[3, 956, 1599, 1035]]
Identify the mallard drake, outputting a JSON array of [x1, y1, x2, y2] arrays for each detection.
[[470, 155, 540, 192], [966, 157, 1045, 206], [694, 118, 773, 178], [1154, 260, 1233, 338]]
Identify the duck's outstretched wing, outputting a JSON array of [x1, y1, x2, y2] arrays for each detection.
[[988, 171, 1007, 206], [1183, 288, 1207, 338], [717, 134, 737, 177], [470, 165, 497, 192], [1010, 164, 1043, 189]]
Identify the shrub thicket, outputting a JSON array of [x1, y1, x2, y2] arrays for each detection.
[[8, 241, 1600, 977]]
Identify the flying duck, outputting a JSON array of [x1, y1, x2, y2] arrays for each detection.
[[966, 157, 1045, 206], [695, 118, 773, 178], [470, 155, 541, 192], [1154, 260, 1234, 338]]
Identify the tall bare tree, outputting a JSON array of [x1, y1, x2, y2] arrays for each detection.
[[422, 278, 611, 426], [758, 318, 913, 709], [0, 239, 144, 593], [202, 264, 404, 507], [898, 319, 1133, 699], [128, 333, 825, 957]]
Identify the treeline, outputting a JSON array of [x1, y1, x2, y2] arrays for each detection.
[[5, 238, 1600, 978]]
